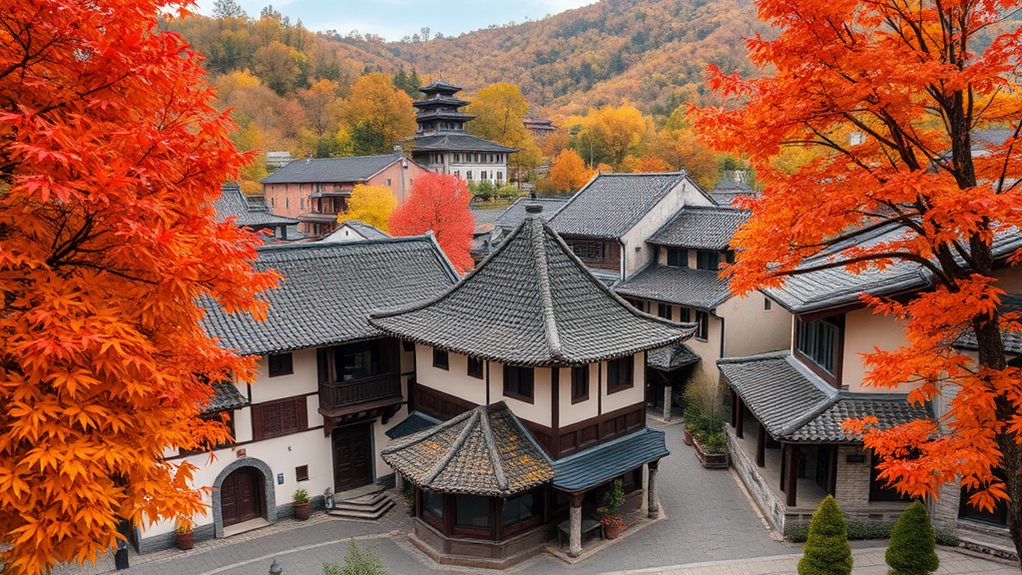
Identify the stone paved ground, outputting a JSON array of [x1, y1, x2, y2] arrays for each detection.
[[57, 419, 1020, 575]]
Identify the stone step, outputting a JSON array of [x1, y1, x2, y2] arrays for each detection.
[[331, 495, 392, 514], [327, 499, 395, 521]]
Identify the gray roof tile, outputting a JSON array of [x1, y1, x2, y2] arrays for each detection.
[[647, 343, 700, 371], [553, 427, 669, 492], [494, 197, 568, 231], [261, 154, 402, 184], [956, 295, 1022, 355], [615, 265, 731, 310], [370, 217, 695, 366], [201, 236, 459, 356], [647, 206, 749, 250], [385, 411, 442, 439], [381, 402, 554, 496], [214, 185, 297, 227], [410, 133, 516, 153], [549, 173, 691, 239], [201, 382, 248, 414], [719, 352, 928, 443]]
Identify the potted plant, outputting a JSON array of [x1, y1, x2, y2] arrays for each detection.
[[693, 430, 730, 469], [175, 520, 194, 551], [293, 488, 310, 521], [600, 479, 627, 539]]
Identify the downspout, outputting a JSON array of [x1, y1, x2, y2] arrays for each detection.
[[618, 239, 626, 282], [718, 314, 726, 359]]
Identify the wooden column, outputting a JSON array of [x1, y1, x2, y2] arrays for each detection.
[[734, 396, 745, 439], [662, 385, 672, 422], [730, 391, 738, 428], [783, 444, 798, 507], [568, 493, 584, 557], [647, 460, 660, 518], [756, 422, 766, 468]]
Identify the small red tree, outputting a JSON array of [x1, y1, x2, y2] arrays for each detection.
[[390, 173, 475, 272], [0, 1, 277, 572]]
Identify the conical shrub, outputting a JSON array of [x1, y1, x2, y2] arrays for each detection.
[[797, 495, 853, 575], [886, 500, 940, 575]]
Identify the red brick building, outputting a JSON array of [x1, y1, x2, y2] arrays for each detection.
[[261, 153, 430, 238]]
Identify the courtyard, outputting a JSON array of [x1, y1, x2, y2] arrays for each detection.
[[55, 418, 1019, 575]]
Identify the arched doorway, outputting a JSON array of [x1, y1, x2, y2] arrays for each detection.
[[220, 466, 263, 527]]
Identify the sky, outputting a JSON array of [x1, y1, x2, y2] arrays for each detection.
[[195, 0, 597, 41]]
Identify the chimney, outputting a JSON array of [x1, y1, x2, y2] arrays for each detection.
[[525, 203, 543, 215]]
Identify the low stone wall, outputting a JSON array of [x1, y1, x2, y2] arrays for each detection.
[[411, 519, 549, 569], [726, 427, 787, 531]]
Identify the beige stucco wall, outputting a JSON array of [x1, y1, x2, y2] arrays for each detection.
[[718, 293, 792, 358], [414, 345, 487, 405], [619, 178, 713, 280], [558, 364, 600, 426], [487, 360, 553, 427], [840, 308, 911, 392], [600, 353, 646, 413], [250, 349, 318, 403]]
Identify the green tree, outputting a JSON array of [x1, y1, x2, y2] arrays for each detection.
[[797, 496, 852, 575], [322, 539, 388, 575], [886, 501, 940, 575]]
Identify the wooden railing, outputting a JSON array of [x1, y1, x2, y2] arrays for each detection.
[[319, 374, 401, 410]]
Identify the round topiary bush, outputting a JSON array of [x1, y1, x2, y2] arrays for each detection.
[[886, 500, 940, 575], [798, 495, 853, 575]]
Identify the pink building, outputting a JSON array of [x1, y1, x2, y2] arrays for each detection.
[[261, 153, 430, 238]]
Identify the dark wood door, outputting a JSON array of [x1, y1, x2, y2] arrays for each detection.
[[221, 467, 262, 526], [333, 423, 373, 492]]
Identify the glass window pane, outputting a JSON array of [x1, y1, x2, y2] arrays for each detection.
[[455, 495, 490, 528], [423, 490, 444, 520], [502, 491, 539, 527]]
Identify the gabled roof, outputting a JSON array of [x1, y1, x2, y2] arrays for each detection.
[[719, 352, 928, 443], [549, 172, 699, 239], [385, 411, 442, 440], [764, 225, 1022, 314], [493, 197, 568, 231], [647, 205, 749, 250], [201, 236, 459, 356], [214, 185, 297, 227], [370, 217, 694, 366], [647, 343, 700, 371], [410, 133, 516, 153], [323, 221, 390, 242], [381, 402, 554, 496], [261, 154, 402, 184], [201, 382, 248, 414], [615, 265, 731, 310]]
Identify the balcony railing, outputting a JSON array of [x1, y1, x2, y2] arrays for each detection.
[[319, 373, 401, 411]]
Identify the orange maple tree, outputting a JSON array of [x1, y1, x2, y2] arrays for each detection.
[[390, 173, 475, 272], [0, 1, 277, 572], [695, 0, 1022, 553]]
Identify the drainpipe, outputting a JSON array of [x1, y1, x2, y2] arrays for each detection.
[[618, 239, 626, 282]]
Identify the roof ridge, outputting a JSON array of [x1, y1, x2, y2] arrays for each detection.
[[422, 409, 480, 485], [478, 407, 508, 491], [716, 350, 792, 365], [256, 234, 433, 253], [532, 218, 564, 361]]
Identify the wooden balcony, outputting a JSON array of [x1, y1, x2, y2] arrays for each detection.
[[319, 374, 402, 411]]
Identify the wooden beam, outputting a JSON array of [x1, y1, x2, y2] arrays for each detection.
[[784, 444, 798, 507], [735, 396, 744, 439], [756, 422, 766, 468]]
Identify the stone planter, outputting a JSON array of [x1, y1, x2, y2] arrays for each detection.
[[693, 436, 729, 469], [176, 530, 194, 551], [294, 502, 310, 521], [683, 429, 694, 446]]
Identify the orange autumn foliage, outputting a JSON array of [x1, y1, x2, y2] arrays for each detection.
[[633, 155, 672, 173], [0, 1, 278, 573], [549, 149, 595, 194], [390, 173, 475, 272], [695, 0, 1022, 550]]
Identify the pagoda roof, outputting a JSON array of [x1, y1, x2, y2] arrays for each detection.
[[409, 133, 516, 153], [415, 110, 475, 122], [413, 95, 469, 108], [419, 79, 462, 94], [369, 216, 694, 366]]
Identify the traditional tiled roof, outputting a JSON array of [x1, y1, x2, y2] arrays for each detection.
[[381, 402, 554, 496], [549, 173, 694, 239], [410, 133, 516, 153], [956, 295, 1022, 355], [710, 171, 756, 205], [615, 265, 731, 310], [261, 154, 402, 184], [201, 382, 248, 414], [764, 225, 1022, 313], [494, 197, 568, 231], [719, 352, 928, 443], [370, 217, 694, 366], [323, 221, 390, 242], [647, 206, 749, 250], [385, 411, 443, 439], [419, 79, 462, 93], [214, 185, 297, 228], [647, 343, 700, 371], [201, 236, 459, 356], [553, 428, 669, 492]]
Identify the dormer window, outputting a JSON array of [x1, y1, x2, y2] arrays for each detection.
[[666, 248, 688, 268], [695, 251, 719, 270], [795, 316, 843, 385]]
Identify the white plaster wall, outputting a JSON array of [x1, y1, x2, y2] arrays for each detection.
[[487, 361, 553, 427], [619, 179, 707, 279], [718, 293, 792, 357], [600, 353, 645, 413], [559, 364, 599, 426], [251, 349, 318, 403], [841, 308, 911, 393], [414, 345, 487, 405]]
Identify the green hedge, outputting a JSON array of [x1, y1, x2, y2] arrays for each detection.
[[786, 520, 959, 547]]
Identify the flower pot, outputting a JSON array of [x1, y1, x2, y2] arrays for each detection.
[[603, 522, 626, 539], [294, 502, 310, 521], [683, 429, 694, 446], [176, 531, 194, 551]]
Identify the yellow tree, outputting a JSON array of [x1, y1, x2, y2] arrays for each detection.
[[338, 184, 398, 232], [341, 72, 416, 156], [549, 149, 594, 193], [570, 104, 650, 170], [466, 82, 542, 178]]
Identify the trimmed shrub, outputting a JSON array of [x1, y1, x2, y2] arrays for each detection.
[[322, 539, 388, 575], [798, 496, 853, 575], [886, 501, 940, 575]]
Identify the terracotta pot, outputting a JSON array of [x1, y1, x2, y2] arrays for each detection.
[[176, 531, 194, 551], [603, 522, 626, 539], [295, 502, 310, 521], [683, 429, 694, 446]]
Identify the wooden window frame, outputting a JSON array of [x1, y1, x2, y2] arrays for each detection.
[[794, 315, 844, 387], [467, 356, 484, 379], [295, 465, 309, 482], [695, 250, 720, 271], [657, 303, 672, 320], [571, 365, 590, 404], [503, 365, 535, 403], [606, 356, 634, 394], [432, 348, 449, 370], [694, 311, 709, 341], [567, 239, 605, 261], [268, 352, 294, 377], [251, 396, 308, 441], [666, 247, 688, 268]]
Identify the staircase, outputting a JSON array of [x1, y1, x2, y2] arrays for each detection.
[[327, 485, 396, 521]]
